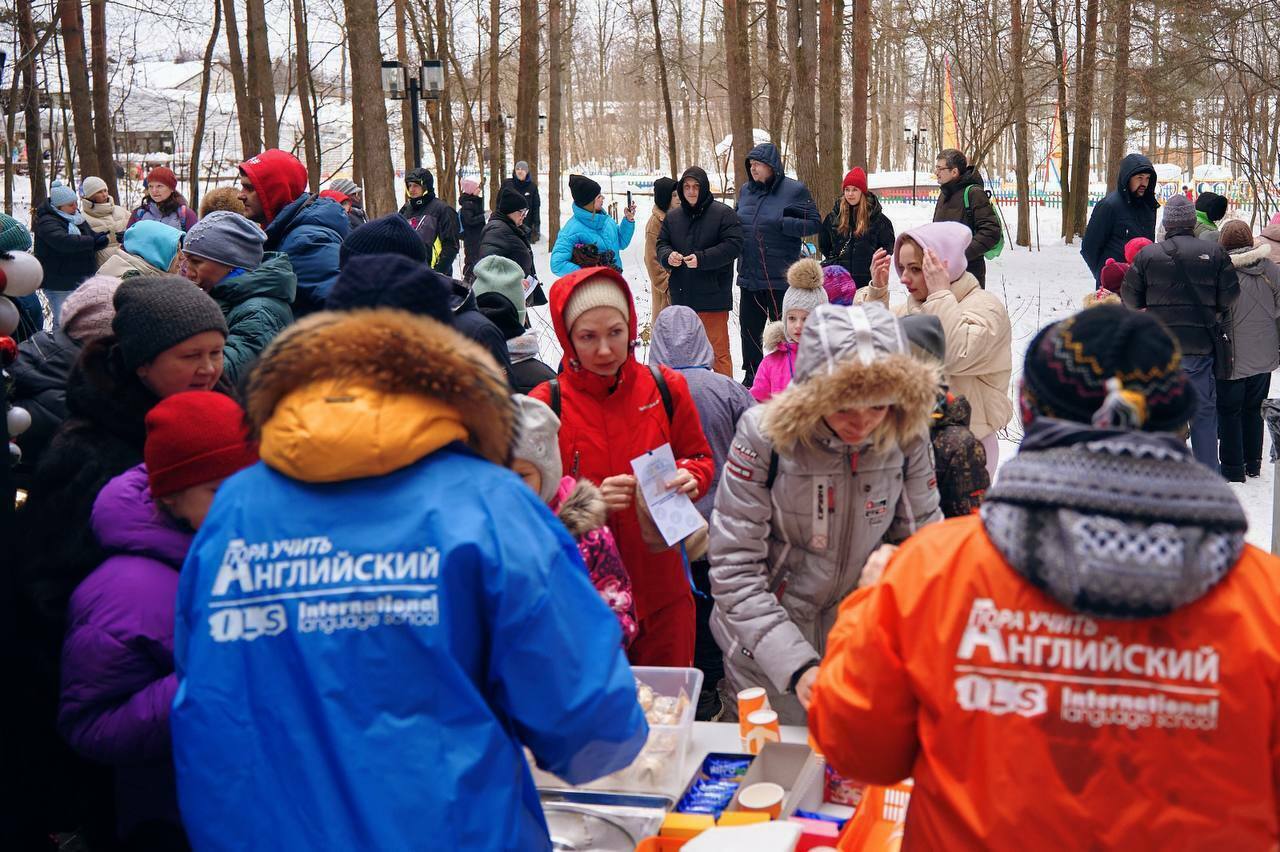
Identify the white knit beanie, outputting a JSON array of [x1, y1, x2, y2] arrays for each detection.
[[80, 176, 108, 198], [783, 258, 829, 326], [511, 395, 562, 503], [563, 275, 631, 333]]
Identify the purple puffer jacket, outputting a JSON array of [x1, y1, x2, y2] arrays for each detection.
[[58, 464, 191, 835]]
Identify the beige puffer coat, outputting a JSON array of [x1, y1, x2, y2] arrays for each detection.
[[709, 303, 942, 724], [81, 198, 130, 266], [856, 271, 1013, 440]]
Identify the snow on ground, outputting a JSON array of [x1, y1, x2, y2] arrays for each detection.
[[527, 184, 1277, 551], [7, 173, 1275, 548]]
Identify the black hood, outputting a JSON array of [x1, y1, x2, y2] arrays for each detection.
[[475, 291, 525, 340], [940, 165, 985, 201], [678, 167, 713, 215], [1116, 153, 1158, 209], [745, 142, 784, 190]]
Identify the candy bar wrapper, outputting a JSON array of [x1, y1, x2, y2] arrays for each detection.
[[824, 763, 864, 807]]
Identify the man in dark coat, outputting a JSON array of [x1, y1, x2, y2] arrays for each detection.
[[1122, 195, 1239, 470], [1081, 152, 1158, 283], [458, 178, 487, 280], [735, 143, 821, 385], [478, 186, 535, 276], [657, 166, 743, 377], [500, 161, 542, 242], [932, 148, 1003, 288], [400, 167, 460, 275]]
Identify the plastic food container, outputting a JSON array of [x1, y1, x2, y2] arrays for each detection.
[[581, 666, 704, 799]]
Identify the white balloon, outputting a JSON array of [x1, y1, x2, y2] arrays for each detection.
[[0, 296, 18, 335], [7, 404, 32, 438], [0, 251, 44, 296]]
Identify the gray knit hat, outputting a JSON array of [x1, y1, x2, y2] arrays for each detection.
[[182, 211, 267, 270], [783, 258, 829, 325], [1162, 196, 1196, 234], [112, 275, 229, 370], [511, 394, 562, 503]]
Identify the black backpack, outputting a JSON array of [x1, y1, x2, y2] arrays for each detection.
[[548, 363, 674, 421]]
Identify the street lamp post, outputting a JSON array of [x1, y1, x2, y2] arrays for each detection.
[[381, 60, 444, 170], [903, 126, 929, 205]]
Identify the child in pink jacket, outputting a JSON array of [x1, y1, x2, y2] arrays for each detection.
[[751, 257, 830, 402], [510, 394, 639, 645]]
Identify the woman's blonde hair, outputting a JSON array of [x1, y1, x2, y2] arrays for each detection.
[[836, 194, 871, 239]]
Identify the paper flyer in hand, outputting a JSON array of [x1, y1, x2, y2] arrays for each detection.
[[630, 443, 705, 547]]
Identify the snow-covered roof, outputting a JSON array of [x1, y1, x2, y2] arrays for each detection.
[[714, 129, 772, 158], [1152, 163, 1182, 182], [123, 60, 206, 91], [867, 171, 938, 190]]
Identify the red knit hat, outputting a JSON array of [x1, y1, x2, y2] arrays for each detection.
[[1099, 258, 1128, 294], [842, 168, 868, 194], [239, 149, 309, 224], [318, 189, 350, 204], [1123, 237, 1152, 264], [145, 391, 259, 498], [144, 167, 178, 192]]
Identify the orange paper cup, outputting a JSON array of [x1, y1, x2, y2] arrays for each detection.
[[736, 686, 770, 738], [737, 781, 785, 819], [743, 708, 781, 755]]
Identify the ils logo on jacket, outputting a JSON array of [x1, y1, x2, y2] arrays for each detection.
[[952, 598, 1221, 731], [207, 536, 443, 642]]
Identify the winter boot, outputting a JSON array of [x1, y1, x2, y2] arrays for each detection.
[[1247, 459, 1263, 478], [1221, 463, 1247, 483]]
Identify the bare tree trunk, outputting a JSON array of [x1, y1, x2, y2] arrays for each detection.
[[513, 0, 541, 174], [292, 0, 320, 190], [791, 0, 819, 195], [1045, 0, 1072, 238], [487, 0, 502, 207], [395, 0, 414, 174], [58, 0, 99, 180], [849, 0, 870, 166], [1067, 0, 1099, 240], [765, 0, 784, 148], [190, 0, 223, 210], [89, 0, 117, 198], [650, 0, 679, 173], [14, 2, 50, 211], [816, 0, 841, 214], [222, 0, 261, 156], [723, 0, 753, 192], [434, 0, 458, 204], [1011, 0, 1031, 246], [344, 0, 397, 216], [548, 0, 564, 243], [1106, 0, 1132, 186], [245, 0, 280, 150]]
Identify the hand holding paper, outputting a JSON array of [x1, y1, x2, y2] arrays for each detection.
[[631, 444, 705, 548]]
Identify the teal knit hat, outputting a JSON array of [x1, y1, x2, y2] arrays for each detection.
[[0, 213, 33, 253]]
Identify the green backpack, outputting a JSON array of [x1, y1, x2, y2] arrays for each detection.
[[964, 185, 1006, 260]]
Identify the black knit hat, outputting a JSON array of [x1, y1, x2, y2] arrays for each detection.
[[497, 185, 529, 215], [569, 174, 601, 209], [1021, 305, 1194, 433], [899, 314, 945, 363], [112, 276, 229, 370], [340, 213, 428, 269], [1195, 191, 1228, 223], [326, 253, 454, 325], [653, 177, 678, 212]]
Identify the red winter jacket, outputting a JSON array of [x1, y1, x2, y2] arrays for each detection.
[[530, 267, 714, 621]]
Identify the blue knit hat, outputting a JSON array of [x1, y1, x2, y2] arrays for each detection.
[[326, 253, 454, 325], [122, 221, 183, 272], [340, 213, 428, 269], [49, 180, 77, 208]]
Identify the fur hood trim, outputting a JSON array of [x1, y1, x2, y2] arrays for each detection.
[[247, 308, 514, 465], [761, 351, 939, 454], [762, 320, 788, 353], [1229, 242, 1271, 269], [556, 479, 607, 537]]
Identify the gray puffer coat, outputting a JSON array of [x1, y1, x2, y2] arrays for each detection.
[[709, 303, 943, 723]]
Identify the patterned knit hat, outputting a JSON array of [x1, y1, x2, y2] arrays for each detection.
[[0, 213, 33, 253], [61, 275, 122, 344], [1219, 220, 1255, 252], [1161, 196, 1196, 234], [821, 264, 856, 305], [1020, 305, 1193, 433]]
